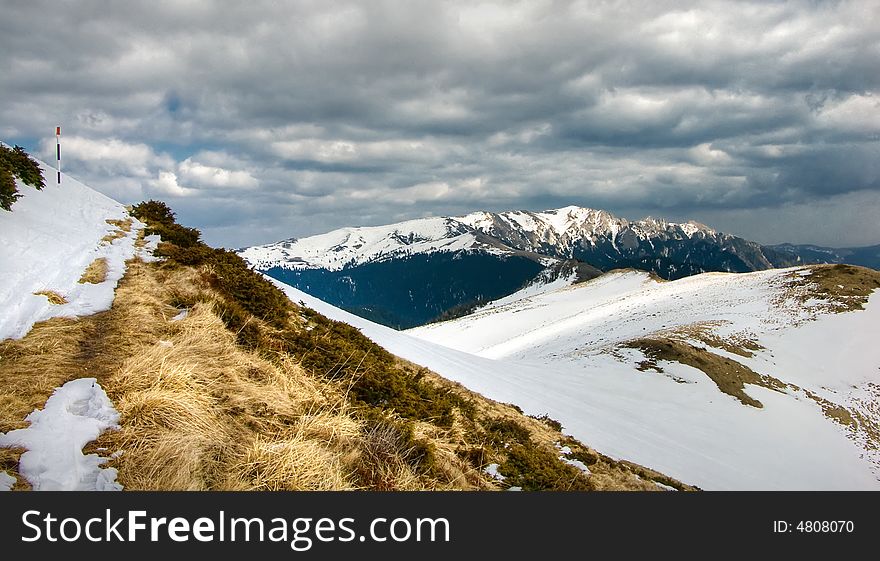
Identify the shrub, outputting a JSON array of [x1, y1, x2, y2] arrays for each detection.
[[282, 319, 471, 425], [529, 413, 563, 432], [133, 200, 293, 329], [131, 200, 201, 248], [479, 418, 592, 490], [0, 145, 45, 211], [485, 418, 531, 446]]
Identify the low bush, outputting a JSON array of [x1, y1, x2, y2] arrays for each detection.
[[0, 145, 45, 211]]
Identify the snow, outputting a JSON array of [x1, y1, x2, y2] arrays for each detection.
[[240, 216, 502, 271], [0, 158, 144, 340], [138, 233, 162, 263], [271, 270, 880, 490], [408, 269, 775, 359], [561, 457, 591, 475], [475, 269, 578, 310], [484, 463, 506, 481], [0, 471, 15, 491], [241, 205, 721, 275], [556, 443, 591, 474], [0, 378, 122, 491]]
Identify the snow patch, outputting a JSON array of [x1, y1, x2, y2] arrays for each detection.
[[561, 457, 591, 475], [484, 463, 506, 481], [0, 378, 122, 491], [0, 471, 15, 491]]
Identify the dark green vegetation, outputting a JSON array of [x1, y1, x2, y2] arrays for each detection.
[[476, 418, 591, 491], [0, 145, 45, 211], [264, 253, 545, 329], [136, 201, 473, 425]]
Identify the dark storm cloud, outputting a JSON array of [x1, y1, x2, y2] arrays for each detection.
[[1, 0, 878, 247]]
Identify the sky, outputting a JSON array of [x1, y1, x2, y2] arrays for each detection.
[[1, 0, 878, 248]]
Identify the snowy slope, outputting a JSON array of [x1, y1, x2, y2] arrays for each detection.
[[408, 268, 880, 489], [0, 157, 146, 340], [272, 270, 880, 490]]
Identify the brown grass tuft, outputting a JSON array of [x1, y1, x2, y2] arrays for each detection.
[[33, 290, 67, 305], [106, 218, 133, 232], [78, 257, 109, 284], [102, 218, 133, 244], [624, 338, 786, 408], [662, 321, 763, 358], [784, 264, 880, 314]]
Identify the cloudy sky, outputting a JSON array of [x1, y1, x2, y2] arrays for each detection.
[[2, 0, 878, 248]]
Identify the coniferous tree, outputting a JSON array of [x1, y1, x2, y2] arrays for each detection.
[[0, 144, 45, 211]]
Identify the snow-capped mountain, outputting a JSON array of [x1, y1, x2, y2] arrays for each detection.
[[238, 216, 517, 272], [459, 206, 798, 278], [240, 215, 572, 328], [241, 205, 790, 275], [239, 205, 802, 328]]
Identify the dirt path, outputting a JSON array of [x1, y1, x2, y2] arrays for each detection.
[[0, 258, 169, 489]]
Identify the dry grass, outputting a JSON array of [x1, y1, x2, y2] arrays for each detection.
[[32, 290, 67, 305], [0, 259, 180, 489], [102, 231, 126, 244], [4, 254, 694, 491], [0, 317, 92, 489], [106, 218, 133, 232], [803, 389, 855, 427], [78, 257, 109, 284], [102, 218, 133, 244], [96, 264, 363, 490], [624, 338, 786, 408], [662, 321, 763, 358], [784, 264, 880, 313]]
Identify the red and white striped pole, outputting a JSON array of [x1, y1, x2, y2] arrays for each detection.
[[55, 126, 61, 184]]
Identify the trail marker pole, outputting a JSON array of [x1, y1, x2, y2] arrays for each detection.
[[55, 126, 61, 184]]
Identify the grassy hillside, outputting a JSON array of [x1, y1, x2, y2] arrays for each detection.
[[0, 200, 694, 491]]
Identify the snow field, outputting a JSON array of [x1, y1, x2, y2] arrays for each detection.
[[0, 160, 144, 340], [273, 271, 880, 490]]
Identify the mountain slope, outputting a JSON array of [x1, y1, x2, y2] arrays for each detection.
[[241, 217, 565, 328], [405, 265, 880, 490], [459, 206, 800, 278], [0, 157, 152, 340], [240, 205, 806, 328], [1, 154, 683, 491], [771, 243, 880, 270]]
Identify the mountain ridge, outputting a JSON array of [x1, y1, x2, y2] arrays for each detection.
[[240, 205, 877, 328]]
